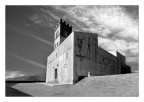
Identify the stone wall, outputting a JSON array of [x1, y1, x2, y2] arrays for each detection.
[[46, 32, 74, 84], [98, 47, 118, 75], [73, 31, 98, 82], [117, 52, 126, 74]]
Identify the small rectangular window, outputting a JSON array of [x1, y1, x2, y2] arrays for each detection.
[[55, 30, 59, 40], [66, 52, 68, 59], [57, 42, 59, 46], [55, 44, 56, 48]]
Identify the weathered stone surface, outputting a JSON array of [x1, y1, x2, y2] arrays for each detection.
[[46, 32, 74, 84], [73, 31, 98, 82], [98, 47, 118, 75]]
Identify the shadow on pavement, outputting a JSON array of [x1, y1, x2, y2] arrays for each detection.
[[6, 86, 32, 97], [6, 82, 33, 97]]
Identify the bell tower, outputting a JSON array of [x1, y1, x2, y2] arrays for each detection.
[[54, 19, 72, 49]]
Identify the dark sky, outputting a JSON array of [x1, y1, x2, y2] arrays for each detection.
[[6, 6, 56, 78], [6, 6, 138, 78]]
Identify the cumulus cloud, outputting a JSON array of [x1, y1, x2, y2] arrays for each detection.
[[40, 8, 60, 21], [126, 57, 138, 63], [29, 7, 60, 29], [29, 6, 138, 63], [30, 13, 55, 28], [6, 71, 24, 79], [54, 5, 138, 40], [98, 37, 138, 56], [53, 5, 138, 62]]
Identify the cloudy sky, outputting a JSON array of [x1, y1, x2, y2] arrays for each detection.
[[6, 5, 138, 79]]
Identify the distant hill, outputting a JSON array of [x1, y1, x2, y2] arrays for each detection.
[[6, 73, 46, 82]]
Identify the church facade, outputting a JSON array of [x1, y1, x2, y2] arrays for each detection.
[[46, 19, 131, 84]]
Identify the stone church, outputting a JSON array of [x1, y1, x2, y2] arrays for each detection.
[[46, 19, 131, 84]]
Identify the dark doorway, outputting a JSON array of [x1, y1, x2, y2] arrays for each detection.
[[55, 69, 57, 80]]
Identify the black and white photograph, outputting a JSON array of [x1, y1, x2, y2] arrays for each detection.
[[5, 5, 139, 97]]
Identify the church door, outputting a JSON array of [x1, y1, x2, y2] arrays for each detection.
[[55, 69, 57, 80]]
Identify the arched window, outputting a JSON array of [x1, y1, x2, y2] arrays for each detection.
[[64, 63, 68, 68]]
